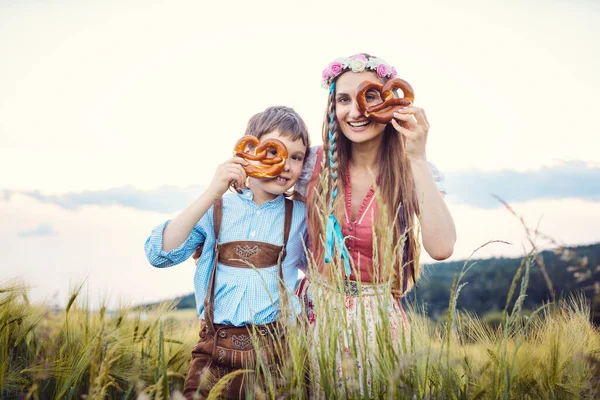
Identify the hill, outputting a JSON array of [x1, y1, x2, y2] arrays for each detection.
[[414, 243, 599, 319]]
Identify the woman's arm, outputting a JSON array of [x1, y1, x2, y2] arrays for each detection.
[[392, 107, 456, 260], [409, 159, 456, 260]]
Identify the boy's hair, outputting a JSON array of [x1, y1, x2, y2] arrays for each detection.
[[244, 106, 311, 160]]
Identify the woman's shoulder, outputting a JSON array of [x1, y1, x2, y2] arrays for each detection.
[[295, 146, 322, 198], [304, 145, 322, 175]]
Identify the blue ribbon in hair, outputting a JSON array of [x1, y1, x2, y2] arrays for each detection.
[[325, 213, 351, 276], [324, 81, 351, 277]]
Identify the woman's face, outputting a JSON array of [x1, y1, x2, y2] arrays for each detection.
[[334, 71, 387, 144]]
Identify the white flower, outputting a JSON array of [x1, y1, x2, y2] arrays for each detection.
[[350, 59, 366, 73], [366, 57, 381, 69], [335, 57, 350, 68]]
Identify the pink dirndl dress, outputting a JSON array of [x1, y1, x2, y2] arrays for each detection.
[[296, 147, 410, 397]]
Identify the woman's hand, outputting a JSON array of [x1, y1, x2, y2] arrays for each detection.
[[205, 156, 248, 200], [391, 106, 430, 161]]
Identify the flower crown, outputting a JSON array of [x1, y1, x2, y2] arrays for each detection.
[[321, 54, 398, 89]]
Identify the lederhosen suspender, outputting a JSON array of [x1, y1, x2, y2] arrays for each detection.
[[202, 197, 294, 335]]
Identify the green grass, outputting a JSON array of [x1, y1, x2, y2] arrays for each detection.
[[2, 185, 599, 398], [1, 277, 598, 399]]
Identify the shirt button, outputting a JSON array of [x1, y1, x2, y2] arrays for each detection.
[[348, 226, 353, 231], [250, 231, 256, 237], [256, 210, 261, 215]]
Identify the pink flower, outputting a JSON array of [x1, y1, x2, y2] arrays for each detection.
[[350, 54, 367, 61], [329, 61, 343, 76], [322, 67, 333, 81], [391, 66, 398, 78], [377, 64, 389, 78]]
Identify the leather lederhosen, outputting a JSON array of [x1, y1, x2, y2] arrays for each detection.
[[183, 197, 293, 400]]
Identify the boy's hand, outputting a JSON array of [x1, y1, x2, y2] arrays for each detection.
[[205, 157, 248, 200]]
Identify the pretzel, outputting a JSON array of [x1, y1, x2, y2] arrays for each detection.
[[233, 136, 288, 179], [355, 78, 415, 124]]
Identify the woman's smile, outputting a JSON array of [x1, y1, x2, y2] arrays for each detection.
[[347, 120, 372, 129]]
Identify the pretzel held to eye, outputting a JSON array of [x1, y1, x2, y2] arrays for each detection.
[[355, 78, 415, 124], [233, 136, 288, 179]]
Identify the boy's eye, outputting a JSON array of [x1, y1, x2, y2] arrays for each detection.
[[292, 155, 303, 161]]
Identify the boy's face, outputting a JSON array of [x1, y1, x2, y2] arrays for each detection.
[[248, 129, 307, 202]]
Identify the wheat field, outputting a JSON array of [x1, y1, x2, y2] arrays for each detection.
[[1, 255, 599, 399]]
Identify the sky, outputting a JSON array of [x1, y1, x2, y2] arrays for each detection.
[[1, 0, 599, 309]]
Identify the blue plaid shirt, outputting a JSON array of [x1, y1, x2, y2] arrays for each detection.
[[144, 189, 307, 326]]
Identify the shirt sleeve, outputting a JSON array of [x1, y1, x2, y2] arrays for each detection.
[[428, 161, 447, 194], [144, 217, 208, 268], [294, 146, 319, 199]]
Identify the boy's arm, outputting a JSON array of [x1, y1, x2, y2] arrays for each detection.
[[144, 219, 206, 268], [161, 191, 219, 252], [162, 156, 247, 252], [144, 156, 248, 267]]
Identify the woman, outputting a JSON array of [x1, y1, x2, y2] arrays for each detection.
[[295, 53, 456, 397]]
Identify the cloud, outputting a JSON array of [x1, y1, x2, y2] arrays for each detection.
[[18, 224, 58, 237], [444, 161, 600, 209], [4, 160, 599, 213], [2, 190, 12, 201], [14, 185, 205, 214]]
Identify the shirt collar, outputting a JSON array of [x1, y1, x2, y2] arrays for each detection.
[[238, 188, 285, 208]]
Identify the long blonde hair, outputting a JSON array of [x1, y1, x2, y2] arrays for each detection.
[[306, 54, 421, 296]]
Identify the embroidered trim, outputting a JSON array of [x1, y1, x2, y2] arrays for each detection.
[[344, 164, 376, 225], [357, 194, 376, 225], [234, 245, 260, 261], [231, 334, 253, 349]]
